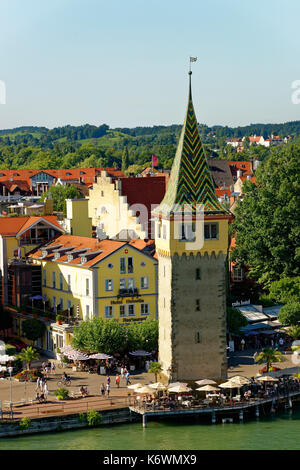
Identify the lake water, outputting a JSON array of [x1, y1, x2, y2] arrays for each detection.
[[1, 407, 300, 450]]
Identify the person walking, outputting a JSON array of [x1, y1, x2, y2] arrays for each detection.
[[100, 383, 105, 397], [51, 362, 56, 374], [241, 338, 245, 351], [106, 383, 110, 397], [125, 371, 131, 385], [106, 375, 111, 385], [36, 377, 40, 391], [40, 377, 44, 392], [116, 374, 120, 388]]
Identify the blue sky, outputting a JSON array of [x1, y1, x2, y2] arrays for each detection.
[[0, 0, 299, 129]]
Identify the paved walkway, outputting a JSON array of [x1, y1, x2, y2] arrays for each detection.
[[1, 350, 299, 420]]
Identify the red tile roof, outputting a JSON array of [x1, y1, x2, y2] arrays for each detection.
[[0, 215, 63, 237], [228, 161, 253, 177], [28, 235, 156, 267]]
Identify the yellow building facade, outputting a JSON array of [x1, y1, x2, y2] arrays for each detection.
[[29, 235, 158, 326]]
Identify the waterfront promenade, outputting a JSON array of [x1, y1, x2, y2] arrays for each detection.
[[1, 350, 300, 421]]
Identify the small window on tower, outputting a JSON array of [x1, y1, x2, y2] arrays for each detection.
[[196, 299, 200, 311], [195, 332, 201, 344], [196, 268, 201, 280]]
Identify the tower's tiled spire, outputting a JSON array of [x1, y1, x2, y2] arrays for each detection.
[[157, 72, 226, 214]]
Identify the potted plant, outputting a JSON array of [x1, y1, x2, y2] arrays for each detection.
[[56, 314, 63, 325]]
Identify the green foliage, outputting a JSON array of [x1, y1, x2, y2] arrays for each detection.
[[255, 347, 284, 370], [232, 144, 300, 286], [258, 296, 276, 307], [40, 184, 81, 214], [86, 408, 102, 427], [5, 344, 16, 356], [286, 325, 300, 340], [21, 318, 46, 343], [148, 362, 162, 381], [278, 302, 300, 326], [78, 412, 86, 423], [17, 347, 40, 370], [127, 320, 158, 351], [19, 417, 31, 430], [54, 387, 69, 400], [268, 277, 300, 304], [72, 318, 127, 355], [226, 307, 248, 335]]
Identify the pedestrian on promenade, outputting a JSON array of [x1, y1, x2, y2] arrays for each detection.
[[106, 375, 111, 385], [241, 338, 245, 351], [106, 383, 110, 397], [125, 371, 131, 385], [120, 366, 124, 378], [40, 378, 44, 392], [51, 362, 55, 373], [100, 384, 105, 397], [36, 377, 40, 391], [116, 374, 120, 388]]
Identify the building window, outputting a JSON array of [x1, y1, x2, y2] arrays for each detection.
[[120, 257, 126, 274], [119, 305, 126, 317], [128, 278, 135, 293], [86, 305, 90, 319], [128, 257, 134, 273], [162, 225, 167, 239], [105, 279, 113, 291], [204, 223, 218, 240], [196, 268, 201, 280], [43, 269, 46, 287], [67, 275, 71, 292], [53, 296, 56, 312], [128, 304, 135, 316], [59, 298, 63, 310], [67, 300, 71, 310], [105, 306, 113, 318], [86, 278, 90, 296], [163, 265, 166, 277], [179, 223, 195, 241], [52, 272, 56, 288], [59, 273, 63, 290], [141, 276, 149, 289], [119, 278, 126, 290], [233, 267, 244, 281], [141, 303, 149, 315], [196, 299, 200, 311]]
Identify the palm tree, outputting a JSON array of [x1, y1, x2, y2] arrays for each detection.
[[255, 347, 284, 372], [286, 325, 300, 341], [148, 362, 162, 382], [18, 346, 40, 370]]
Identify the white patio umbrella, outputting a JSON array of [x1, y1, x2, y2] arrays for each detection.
[[136, 386, 155, 394], [127, 383, 144, 390], [256, 376, 279, 382], [219, 381, 238, 399], [196, 385, 220, 392], [168, 382, 188, 389], [148, 382, 168, 391], [195, 379, 217, 386], [168, 385, 192, 393], [228, 376, 251, 386], [88, 353, 112, 360]]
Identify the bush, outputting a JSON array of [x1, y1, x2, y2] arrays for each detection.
[[19, 417, 31, 430], [54, 387, 69, 400], [259, 296, 276, 307], [14, 369, 42, 381], [86, 408, 102, 427], [5, 344, 16, 356], [78, 412, 86, 423]]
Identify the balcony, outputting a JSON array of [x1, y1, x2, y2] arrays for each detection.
[[19, 237, 49, 246], [118, 288, 140, 298]]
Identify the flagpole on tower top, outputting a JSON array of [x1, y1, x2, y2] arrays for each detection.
[[189, 56, 197, 74]]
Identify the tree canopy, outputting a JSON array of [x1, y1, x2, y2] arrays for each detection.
[[40, 184, 81, 214], [278, 302, 300, 326], [21, 319, 46, 343], [232, 144, 300, 286]]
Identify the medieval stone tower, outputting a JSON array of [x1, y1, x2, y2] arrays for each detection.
[[152, 72, 230, 382]]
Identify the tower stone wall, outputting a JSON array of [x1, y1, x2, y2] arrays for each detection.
[[158, 251, 228, 381]]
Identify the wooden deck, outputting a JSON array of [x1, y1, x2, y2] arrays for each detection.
[[130, 391, 300, 426]]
